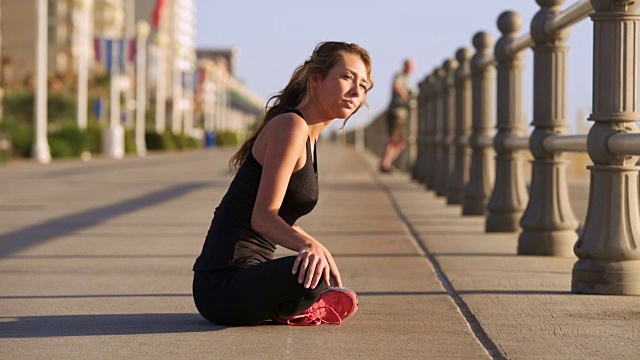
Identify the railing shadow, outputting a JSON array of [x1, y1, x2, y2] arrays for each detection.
[[0, 182, 213, 258], [0, 313, 227, 338]]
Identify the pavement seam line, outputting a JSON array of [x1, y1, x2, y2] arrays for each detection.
[[370, 171, 507, 360]]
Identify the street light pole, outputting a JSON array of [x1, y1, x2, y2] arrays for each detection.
[[172, 56, 183, 134], [103, 44, 124, 159], [135, 20, 150, 156], [155, 33, 167, 133], [75, 0, 90, 130], [33, 0, 51, 164]]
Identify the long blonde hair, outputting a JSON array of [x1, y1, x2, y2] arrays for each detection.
[[229, 41, 374, 169]]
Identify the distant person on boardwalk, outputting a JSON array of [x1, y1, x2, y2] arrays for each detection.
[[380, 58, 415, 173], [192, 42, 374, 326]]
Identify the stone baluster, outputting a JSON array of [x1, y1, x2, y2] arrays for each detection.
[[572, 0, 640, 295], [486, 11, 529, 232], [463, 32, 496, 215], [449, 48, 473, 205], [519, 0, 579, 256], [438, 60, 459, 198], [425, 72, 439, 190], [433, 67, 448, 195], [412, 77, 430, 183]]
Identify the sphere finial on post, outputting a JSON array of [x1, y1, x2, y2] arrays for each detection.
[[472, 31, 494, 52], [535, 0, 564, 7], [455, 47, 473, 64], [497, 11, 523, 35]]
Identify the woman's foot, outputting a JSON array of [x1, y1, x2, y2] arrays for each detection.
[[272, 287, 358, 326]]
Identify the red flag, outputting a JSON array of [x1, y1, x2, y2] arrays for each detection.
[[152, 0, 165, 29], [94, 37, 101, 62], [128, 38, 137, 63]]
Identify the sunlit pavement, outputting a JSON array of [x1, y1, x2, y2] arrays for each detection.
[[0, 144, 637, 360]]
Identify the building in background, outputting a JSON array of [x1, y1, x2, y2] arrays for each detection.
[[3, 0, 79, 86], [196, 48, 263, 142], [0, 0, 264, 148]]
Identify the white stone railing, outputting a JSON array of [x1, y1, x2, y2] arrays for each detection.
[[360, 0, 640, 295]]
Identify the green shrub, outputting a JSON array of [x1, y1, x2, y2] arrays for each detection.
[[216, 131, 239, 147], [86, 122, 103, 153], [183, 135, 200, 148], [144, 131, 162, 150], [145, 131, 177, 150], [161, 132, 178, 150], [48, 123, 90, 157], [2, 91, 77, 124], [174, 133, 187, 149], [174, 133, 200, 149], [145, 107, 156, 126], [48, 136, 74, 158], [3, 91, 34, 123], [48, 93, 76, 123], [0, 119, 33, 157], [124, 128, 136, 154]]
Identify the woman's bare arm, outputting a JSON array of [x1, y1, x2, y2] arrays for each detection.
[[250, 113, 335, 289]]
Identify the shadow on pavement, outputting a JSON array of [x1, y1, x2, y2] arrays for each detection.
[[0, 293, 191, 300], [0, 182, 212, 258], [0, 313, 227, 338], [358, 291, 445, 296], [357, 290, 570, 296]]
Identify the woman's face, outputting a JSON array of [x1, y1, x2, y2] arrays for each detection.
[[313, 53, 369, 120]]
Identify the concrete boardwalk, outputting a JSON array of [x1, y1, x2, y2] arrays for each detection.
[[0, 143, 638, 359]]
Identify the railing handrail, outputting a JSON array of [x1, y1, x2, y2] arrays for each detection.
[[608, 133, 640, 156], [544, 0, 593, 35], [543, 134, 588, 152], [478, 1, 594, 67]]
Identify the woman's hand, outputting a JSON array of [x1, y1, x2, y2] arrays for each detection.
[[320, 244, 343, 288], [292, 240, 341, 289]]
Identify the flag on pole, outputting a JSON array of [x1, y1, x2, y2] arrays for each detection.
[[128, 38, 137, 63], [152, 0, 166, 29], [93, 37, 114, 72], [94, 37, 137, 73], [116, 38, 124, 71]]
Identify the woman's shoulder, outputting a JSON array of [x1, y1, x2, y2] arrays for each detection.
[[265, 111, 309, 137]]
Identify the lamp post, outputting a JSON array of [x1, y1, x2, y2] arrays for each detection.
[[98, 0, 125, 159], [32, 0, 51, 164], [75, 0, 91, 130], [155, 33, 167, 133], [103, 61, 125, 159], [135, 20, 150, 156], [171, 56, 183, 134], [184, 66, 194, 137]]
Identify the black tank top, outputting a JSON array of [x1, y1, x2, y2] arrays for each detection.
[[193, 109, 319, 271]]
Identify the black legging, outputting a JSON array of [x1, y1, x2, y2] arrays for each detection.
[[192, 256, 328, 326]]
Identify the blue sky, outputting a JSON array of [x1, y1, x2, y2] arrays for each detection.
[[195, 0, 594, 132]]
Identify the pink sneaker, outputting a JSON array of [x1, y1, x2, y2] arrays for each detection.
[[272, 287, 358, 326]]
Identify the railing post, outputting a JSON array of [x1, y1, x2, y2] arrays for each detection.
[[438, 59, 459, 199], [434, 67, 448, 196], [572, 0, 640, 294], [407, 96, 419, 171], [445, 58, 460, 203], [412, 77, 431, 183], [518, 0, 579, 256], [450, 48, 473, 205], [425, 72, 440, 190], [463, 32, 496, 215], [487, 11, 529, 232]]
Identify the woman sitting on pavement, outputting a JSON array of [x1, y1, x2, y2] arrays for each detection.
[[192, 41, 374, 326]]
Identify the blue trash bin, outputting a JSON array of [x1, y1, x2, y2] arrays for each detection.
[[205, 132, 217, 148]]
